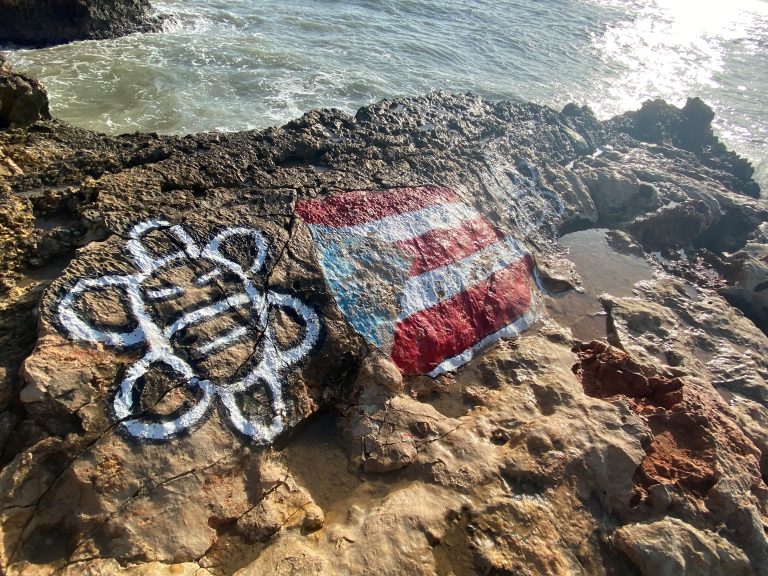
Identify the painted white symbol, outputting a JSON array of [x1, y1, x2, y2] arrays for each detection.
[[57, 219, 321, 443]]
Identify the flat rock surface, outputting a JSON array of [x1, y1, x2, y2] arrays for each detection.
[[0, 71, 767, 575]]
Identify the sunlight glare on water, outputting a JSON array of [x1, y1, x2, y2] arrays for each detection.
[[586, 0, 768, 185], [588, 0, 767, 109]]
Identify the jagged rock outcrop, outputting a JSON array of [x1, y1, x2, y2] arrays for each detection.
[[0, 59, 766, 575], [0, 0, 163, 47], [608, 97, 760, 198], [0, 54, 50, 129]]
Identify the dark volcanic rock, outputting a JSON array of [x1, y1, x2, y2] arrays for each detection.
[[609, 97, 760, 198], [0, 0, 163, 47], [0, 53, 50, 128], [0, 67, 767, 575]]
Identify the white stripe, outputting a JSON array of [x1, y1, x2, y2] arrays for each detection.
[[164, 292, 252, 338], [398, 236, 527, 320], [339, 202, 477, 243], [197, 326, 249, 354], [195, 268, 222, 286], [427, 307, 536, 377], [146, 286, 185, 301]]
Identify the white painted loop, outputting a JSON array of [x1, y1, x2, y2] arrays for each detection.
[[266, 291, 322, 366], [112, 350, 203, 438], [201, 227, 268, 280], [57, 274, 145, 348], [57, 219, 321, 443]]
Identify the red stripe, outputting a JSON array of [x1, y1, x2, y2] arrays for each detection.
[[295, 186, 459, 227], [390, 255, 534, 375], [395, 217, 505, 276]]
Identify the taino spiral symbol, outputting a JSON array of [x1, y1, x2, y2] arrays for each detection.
[[57, 219, 321, 443]]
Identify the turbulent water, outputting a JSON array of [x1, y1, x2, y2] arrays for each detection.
[[5, 0, 768, 187]]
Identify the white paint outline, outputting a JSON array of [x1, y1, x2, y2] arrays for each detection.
[[427, 303, 536, 377], [56, 219, 321, 443], [397, 236, 527, 321]]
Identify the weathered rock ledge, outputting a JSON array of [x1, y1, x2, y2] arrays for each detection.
[[0, 60, 767, 576]]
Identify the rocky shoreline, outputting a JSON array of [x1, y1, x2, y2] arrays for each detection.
[[0, 0, 164, 48], [0, 58, 767, 575]]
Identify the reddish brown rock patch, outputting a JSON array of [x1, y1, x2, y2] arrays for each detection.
[[572, 341, 721, 499], [638, 413, 717, 497], [572, 340, 683, 408]]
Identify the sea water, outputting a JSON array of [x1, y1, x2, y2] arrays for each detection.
[[5, 0, 768, 188]]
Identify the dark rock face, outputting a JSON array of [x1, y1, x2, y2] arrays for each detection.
[[0, 62, 767, 575], [0, 53, 50, 128], [0, 0, 163, 47], [609, 97, 760, 198]]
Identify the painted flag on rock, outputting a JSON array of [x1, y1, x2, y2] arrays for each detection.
[[296, 186, 537, 376]]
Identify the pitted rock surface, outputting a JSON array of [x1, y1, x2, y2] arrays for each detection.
[[0, 61, 767, 575]]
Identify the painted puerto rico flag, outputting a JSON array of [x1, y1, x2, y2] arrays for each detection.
[[296, 186, 537, 377]]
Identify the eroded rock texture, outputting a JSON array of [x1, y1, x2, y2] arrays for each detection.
[[0, 60, 766, 575], [0, 0, 163, 47]]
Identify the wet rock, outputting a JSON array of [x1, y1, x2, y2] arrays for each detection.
[[0, 53, 51, 129], [571, 144, 766, 252], [717, 232, 768, 333], [609, 98, 760, 198], [580, 168, 651, 222], [605, 229, 646, 258], [0, 0, 164, 47]]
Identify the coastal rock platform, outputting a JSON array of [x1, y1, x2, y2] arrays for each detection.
[[0, 59, 767, 575]]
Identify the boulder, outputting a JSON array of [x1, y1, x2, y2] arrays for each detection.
[[0, 53, 50, 129], [614, 518, 752, 576], [717, 226, 768, 333]]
